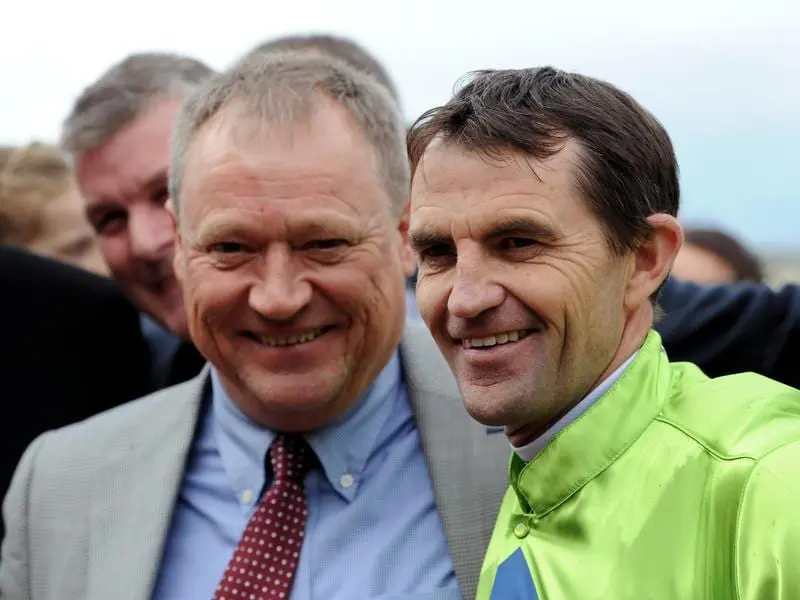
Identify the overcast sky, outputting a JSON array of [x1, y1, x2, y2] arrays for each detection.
[[2, 0, 798, 247]]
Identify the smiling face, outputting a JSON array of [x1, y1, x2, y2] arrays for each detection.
[[75, 98, 187, 336], [410, 141, 661, 444], [174, 99, 415, 431]]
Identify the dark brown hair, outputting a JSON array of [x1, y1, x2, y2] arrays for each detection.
[[408, 66, 680, 255], [244, 34, 400, 104], [684, 227, 763, 283]]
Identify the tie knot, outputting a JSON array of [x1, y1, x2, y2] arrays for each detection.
[[269, 434, 312, 483]]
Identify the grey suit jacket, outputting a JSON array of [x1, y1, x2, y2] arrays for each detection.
[[0, 325, 510, 600]]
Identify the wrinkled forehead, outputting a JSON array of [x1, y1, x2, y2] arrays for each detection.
[[177, 108, 397, 235], [182, 100, 381, 189], [409, 140, 585, 238]]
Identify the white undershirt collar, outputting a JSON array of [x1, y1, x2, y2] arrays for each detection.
[[513, 350, 640, 462]]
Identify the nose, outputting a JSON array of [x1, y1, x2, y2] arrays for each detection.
[[447, 248, 505, 319], [129, 204, 174, 261], [249, 245, 313, 321]]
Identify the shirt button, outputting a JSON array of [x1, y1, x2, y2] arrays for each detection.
[[241, 489, 254, 504], [514, 522, 529, 538], [339, 473, 355, 489]]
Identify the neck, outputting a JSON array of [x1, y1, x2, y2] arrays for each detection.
[[509, 304, 653, 448], [588, 303, 653, 394]]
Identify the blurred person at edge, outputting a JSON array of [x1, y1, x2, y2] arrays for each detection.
[[60, 53, 215, 388], [0, 142, 107, 276], [673, 226, 764, 284]]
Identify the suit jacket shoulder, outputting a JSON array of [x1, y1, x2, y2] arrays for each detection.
[[18, 378, 201, 480], [0, 375, 206, 600]]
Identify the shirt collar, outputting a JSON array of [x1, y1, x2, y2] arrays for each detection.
[[512, 350, 640, 462], [509, 330, 672, 517], [211, 351, 402, 506]]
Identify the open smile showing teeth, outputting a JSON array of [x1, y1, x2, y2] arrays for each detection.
[[462, 329, 535, 349], [255, 328, 326, 348]]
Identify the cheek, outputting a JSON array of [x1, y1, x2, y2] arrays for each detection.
[[186, 270, 247, 322], [101, 239, 138, 284], [414, 276, 447, 326], [319, 245, 403, 306]]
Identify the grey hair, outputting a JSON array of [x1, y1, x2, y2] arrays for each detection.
[[60, 52, 215, 154], [169, 51, 409, 219]]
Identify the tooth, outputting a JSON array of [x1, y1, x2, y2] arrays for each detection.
[[258, 329, 325, 347], [496, 333, 508, 344], [508, 331, 519, 341]]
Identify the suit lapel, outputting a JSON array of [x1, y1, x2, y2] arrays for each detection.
[[86, 369, 209, 600], [400, 326, 511, 600]]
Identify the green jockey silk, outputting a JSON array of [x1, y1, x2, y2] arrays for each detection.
[[479, 330, 800, 600]]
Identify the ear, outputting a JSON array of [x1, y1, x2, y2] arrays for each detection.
[[396, 202, 418, 277], [625, 214, 683, 310]]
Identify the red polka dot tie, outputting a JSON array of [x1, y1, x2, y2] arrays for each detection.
[[214, 434, 312, 600]]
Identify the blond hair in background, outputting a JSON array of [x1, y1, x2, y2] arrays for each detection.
[[0, 142, 107, 275]]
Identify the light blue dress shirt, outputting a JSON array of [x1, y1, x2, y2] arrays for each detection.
[[152, 351, 461, 599]]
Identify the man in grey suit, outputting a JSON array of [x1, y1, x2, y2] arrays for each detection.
[[0, 53, 508, 600]]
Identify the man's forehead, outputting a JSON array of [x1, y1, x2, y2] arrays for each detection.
[[86, 99, 180, 164], [182, 124, 388, 219], [76, 107, 177, 201], [412, 139, 581, 196], [409, 140, 589, 242], [182, 139, 349, 202], [78, 153, 167, 206], [187, 113, 372, 183]]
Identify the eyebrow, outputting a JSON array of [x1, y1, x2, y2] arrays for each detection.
[[195, 212, 359, 242], [85, 200, 116, 222], [408, 227, 451, 252], [142, 169, 168, 192], [483, 217, 559, 242], [409, 216, 559, 251]]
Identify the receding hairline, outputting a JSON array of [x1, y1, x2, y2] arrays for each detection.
[[410, 132, 586, 191], [177, 93, 391, 206], [170, 53, 409, 222]]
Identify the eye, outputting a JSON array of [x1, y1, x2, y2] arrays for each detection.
[[208, 242, 248, 254], [304, 239, 348, 251], [422, 243, 454, 257], [60, 237, 94, 258], [499, 237, 537, 250], [94, 210, 127, 235], [417, 243, 456, 267], [152, 186, 169, 205]]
